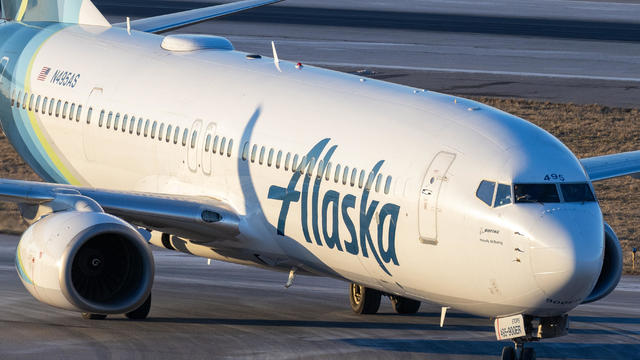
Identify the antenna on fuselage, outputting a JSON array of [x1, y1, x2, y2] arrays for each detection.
[[271, 41, 281, 72]]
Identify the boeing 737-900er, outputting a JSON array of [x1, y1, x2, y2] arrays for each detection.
[[0, 1, 638, 359]]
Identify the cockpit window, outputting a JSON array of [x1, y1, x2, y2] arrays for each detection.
[[514, 184, 560, 203], [476, 180, 495, 206], [494, 184, 512, 207], [560, 183, 596, 202]]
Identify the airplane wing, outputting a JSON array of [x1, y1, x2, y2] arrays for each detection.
[[0, 178, 240, 243], [115, 0, 284, 34], [580, 150, 640, 182]]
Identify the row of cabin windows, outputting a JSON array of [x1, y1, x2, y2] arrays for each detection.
[[239, 142, 393, 195], [10, 89, 235, 156], [11, 90, 391, 193], [94, 111, 234, 156], [12, 90, 83, 121]]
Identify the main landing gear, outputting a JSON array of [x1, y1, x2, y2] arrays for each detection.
[[349, 283, 421, 315], [81, 294, 152, 321]]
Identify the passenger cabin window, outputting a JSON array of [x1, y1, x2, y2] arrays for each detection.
[[267, 149, 274, 167], [227, 139, 233, 157], [205, 134, 212, 152], [23, 92, 28, 109], [158, 123, 165, 141], [173, 126, 180, 143], [114, 113, 121, 131], [251, 145, 257, 163], [476, 180, 496, 206], [220, 137, 227, 156], [106, 112, 113, 129], [86, 107, 92, 124], [514, 184, 560, 203], [130, 117, 137, 134], [299, 156, 307, 174], [55, 100, 61, 117], [28, 94, 34, 111], [292, 155, 299, 172], [342, 166, 349, 185], [259, 146, 265, 165], [276, 150, 282, 168], [384, 176, 392, 195], [334, 164, 341, 183], [190, 131, 197, 149], [325, 162, 332, 181], [212, 136, 219, 154], [62, 102, 69, 119], [285, 153, 291, 171], [69, 103, 75, 121], [122, 115, 128, 132], [42, 97, 48, 114], [317, 160, 325, 179], [144, 119, 150, 137], [35, 95, 41, 112], [307, 157, 316, 177], [48, 98, 55, 116], [165, 124, 172, 141], [560, 183, 596, 202], [76, 105, 82, 122], [375, 174, 383, 192], [151, 121, 158, 139], [137, 118, 143, 135], [241, 142, 249, 161]]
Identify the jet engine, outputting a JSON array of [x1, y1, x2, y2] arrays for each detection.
[[582, 222, 623, 303], [15, 211, 154, 314]]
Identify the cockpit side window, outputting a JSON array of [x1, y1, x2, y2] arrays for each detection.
[[560, 183, 596, 202], [476, 180, 496, 206], [514, 184, 560, 203], [494, 183, 512, 207]]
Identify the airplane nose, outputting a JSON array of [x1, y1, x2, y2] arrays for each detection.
[[529, 208, 603, 313]]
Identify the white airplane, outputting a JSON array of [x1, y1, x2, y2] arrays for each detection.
[[0, 1, 638, 359]]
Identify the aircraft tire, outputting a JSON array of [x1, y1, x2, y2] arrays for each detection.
[[390, 296, 421, 314], [522, 348, 536, 360], [500, 346, 516, 360], [126, 294, 152, 320], [81, 312, 107, 320], [349, 283, 381, 314]]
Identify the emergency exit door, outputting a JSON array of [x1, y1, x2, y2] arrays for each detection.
[[418, 151, 456, 244]]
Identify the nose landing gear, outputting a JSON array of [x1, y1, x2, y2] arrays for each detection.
[[497, 314, 569, 360]]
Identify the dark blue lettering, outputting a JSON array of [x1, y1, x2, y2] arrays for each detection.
[[342, 194, 358, 255], [322, 190, 342, 251]]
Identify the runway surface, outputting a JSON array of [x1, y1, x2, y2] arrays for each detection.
[[0, 234, 639, 360], [91, 0, 640, 108]]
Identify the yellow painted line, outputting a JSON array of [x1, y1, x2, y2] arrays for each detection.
[[25, 32, 81, 185], [16, 245, 34, 285], [15, 0, 29, 21]]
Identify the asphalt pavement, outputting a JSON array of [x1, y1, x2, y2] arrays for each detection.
[[92, 0, 640, 108], [0, 234, 639, 359]]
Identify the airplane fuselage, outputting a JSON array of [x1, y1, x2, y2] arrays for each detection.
[[0, 21, 605, 318]]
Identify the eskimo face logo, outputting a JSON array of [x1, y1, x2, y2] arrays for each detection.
[[268, 139, 400, 276]]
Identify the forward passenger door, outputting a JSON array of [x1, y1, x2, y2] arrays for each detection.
[[418, 151, 456, 244]]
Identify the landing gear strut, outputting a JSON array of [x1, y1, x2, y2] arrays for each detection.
[[501, 340, 536, 360]]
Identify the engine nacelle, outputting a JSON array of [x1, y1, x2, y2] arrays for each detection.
[[16, 211, 154, 314], [582, 222, 623, 304]]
